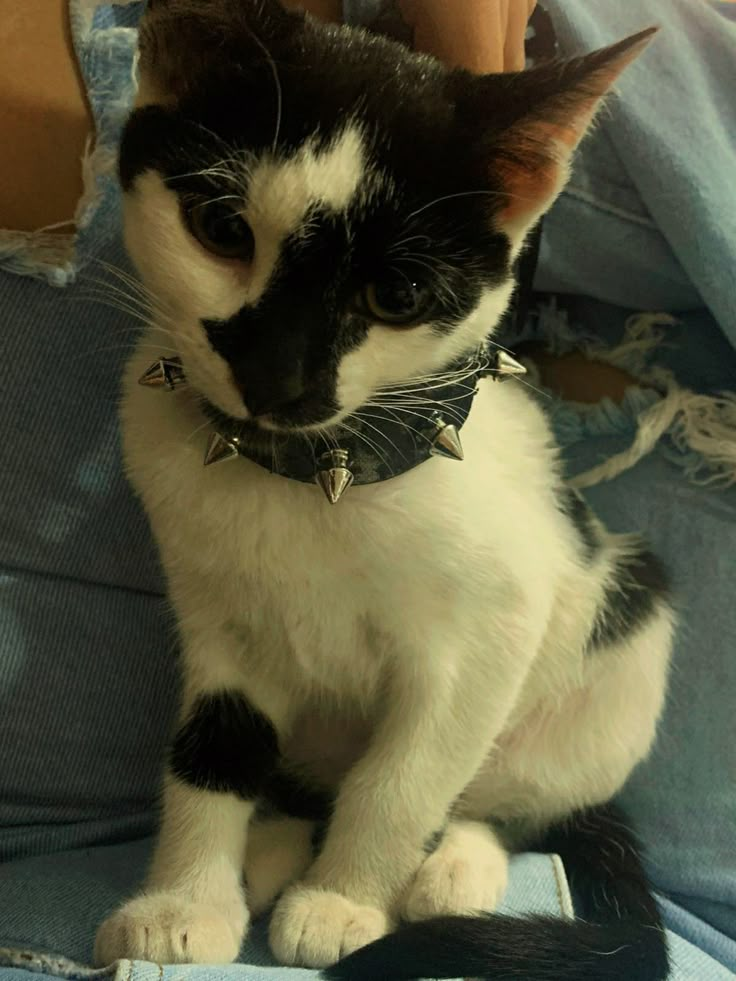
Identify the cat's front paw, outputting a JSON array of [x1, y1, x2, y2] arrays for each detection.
[[269, 884, 389, 968], [94, 891, 248, 965], [402, 820, 509, 921]]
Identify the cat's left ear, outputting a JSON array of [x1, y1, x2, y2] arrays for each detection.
[[455, 28, 657, 240]]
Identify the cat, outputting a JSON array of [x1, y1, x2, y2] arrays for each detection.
[[95, 3, 673, 979]]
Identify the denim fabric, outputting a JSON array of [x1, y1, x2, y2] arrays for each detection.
[[348, 0, 736, 340], [534, 0, 736, 343], [0, 1, 173, 864], [516, 296, 736, 968], [0, 3, 734, 981], [8, 932, 728, 981], [0, 843, 572, 978]]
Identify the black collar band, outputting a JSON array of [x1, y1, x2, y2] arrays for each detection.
[[139, 348, 527, 503]]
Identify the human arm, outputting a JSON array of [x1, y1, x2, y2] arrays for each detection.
[[398, 0, 536, 72]]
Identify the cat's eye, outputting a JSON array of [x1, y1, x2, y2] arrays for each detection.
[[187, 199, 255, 261], [362, 274, 435, 326]]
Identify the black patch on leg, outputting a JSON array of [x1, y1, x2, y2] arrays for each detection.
[[588, 548, 670, 652], [170, 691, 278, 799], [261, 766, 334, 823], [424, 828, 446, 857], [557, 486, 600, 561]]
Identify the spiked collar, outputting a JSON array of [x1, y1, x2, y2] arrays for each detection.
[[139, 348, 526, 504]]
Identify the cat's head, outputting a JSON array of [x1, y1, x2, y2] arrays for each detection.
[[120, 0, 652, 432]]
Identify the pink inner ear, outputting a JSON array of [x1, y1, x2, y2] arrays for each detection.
[[493, 29, 656, 231], [495, 112, 595, 226], [496, 153, 560, 227]]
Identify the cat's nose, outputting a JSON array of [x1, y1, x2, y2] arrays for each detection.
[[234, 367, 307, 418]]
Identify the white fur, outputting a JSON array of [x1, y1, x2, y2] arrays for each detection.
[[94, 892, 243, 965], [95, 779, 250, 965], [96, 101, 673, 968], [95, 337, 673, 965], [122, 122, 511, 429], [403, 820, 509, 921], [245, 817, 315, 917], [123, 123, 375, 421], [269, 885, 389, 968], [243, 125, 372, 304]]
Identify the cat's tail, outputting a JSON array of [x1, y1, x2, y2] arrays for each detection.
[[325, 804, 668, 981]]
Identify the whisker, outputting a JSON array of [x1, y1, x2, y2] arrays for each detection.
[[377, 369, 484, 394], [406, 187, 538, 221], [406, 189, 505, 221], [242, 25, 283, 153], [508, 375, 553, 401], [338, 421, 393, 470], [186, 418, 215, 444], [378, 366, 477, 387], [368, 398, 464, 427], [378, 376, 480, 397], [69, 342, 179, 364], [75, 288, 154, 320], [389, 234, 433, 253], [348, 414, 409, 464], [93, 261, 152, 300], [355, 409, 430, 446], [69, 294, 153, 325], [189, 193, 245, 210]]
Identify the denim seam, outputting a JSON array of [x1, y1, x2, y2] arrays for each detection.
[[564, 185, 657, 229], [0, 560, 165, 603], [550, 854, 575, 919]]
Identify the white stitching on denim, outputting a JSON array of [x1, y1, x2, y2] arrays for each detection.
[[549, 853, 575, 920], [565, 184, 657, 229]]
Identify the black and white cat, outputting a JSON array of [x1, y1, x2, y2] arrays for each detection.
[[95, 3, 673, 978]]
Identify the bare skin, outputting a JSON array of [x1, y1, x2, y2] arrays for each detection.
[[0, 0, 633, 402], [282, 0, 342, 20], [0, 0, 92, 232], [398, 0, 536, 72], [0, 0, 527, 231]]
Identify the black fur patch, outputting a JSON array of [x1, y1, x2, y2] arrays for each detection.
[[170, 691, 278, 798], [119, 3, 516, 424], [423, 828, 446, 857], [262, 766, 334, 823], [588, 548, 670, 651], [557, 486, 600, 561]]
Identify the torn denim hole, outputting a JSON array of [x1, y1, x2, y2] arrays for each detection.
[[0, 1, 141, 287], [517, 300, 736, 490], [0, 946, 117, 978]]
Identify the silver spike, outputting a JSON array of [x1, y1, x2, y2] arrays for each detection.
[[204, 432, 240, 467], [430, 418, 464, 461], [494, 351, 528, 381], [138, 356, 186, 390], [316, 449, 354, 504]]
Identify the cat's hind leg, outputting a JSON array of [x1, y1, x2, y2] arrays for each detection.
[[402, 820, 509, 921], [245, 816, 316, 917]]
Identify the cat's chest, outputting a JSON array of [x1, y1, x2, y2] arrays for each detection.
[[122, 354, 556, 681], [125, 366, 472, 598], [281, 708, 374, 787], [224, 565, 382, 695]]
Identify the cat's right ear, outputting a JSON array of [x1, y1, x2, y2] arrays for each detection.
[[454, 28, 656, 241]]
